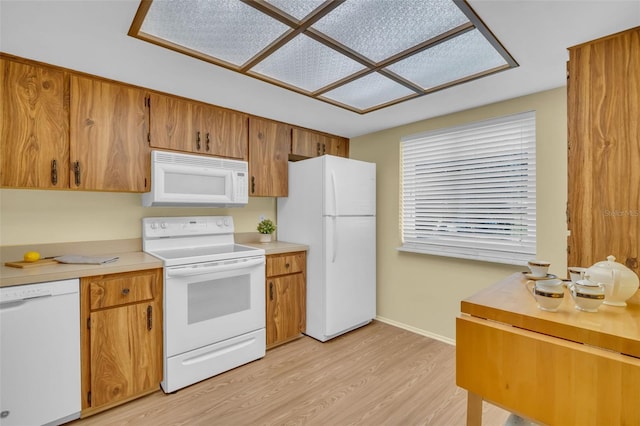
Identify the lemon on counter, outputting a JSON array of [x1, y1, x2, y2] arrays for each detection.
[[23, 251, 41, 262]]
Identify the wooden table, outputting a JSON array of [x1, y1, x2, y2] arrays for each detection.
[[456, 273, 640, 425]]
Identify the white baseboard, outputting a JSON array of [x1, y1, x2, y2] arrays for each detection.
[[375, 315, 456, 346]]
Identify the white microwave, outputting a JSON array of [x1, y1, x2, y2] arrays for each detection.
[[142, 150, 248, 207]]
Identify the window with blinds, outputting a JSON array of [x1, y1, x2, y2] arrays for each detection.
[[399, 111, 536, 265]]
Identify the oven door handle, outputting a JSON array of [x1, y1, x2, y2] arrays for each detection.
[[166, 257, 264, 277]]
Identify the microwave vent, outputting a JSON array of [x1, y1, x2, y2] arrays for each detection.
[[153, 151, 247, 171]]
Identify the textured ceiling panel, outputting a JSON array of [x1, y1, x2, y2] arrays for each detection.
[[251, 34, 366, 92], [141, 0, 289, 66], [311, 0, 470, 63], [131, 0, 517, 113]]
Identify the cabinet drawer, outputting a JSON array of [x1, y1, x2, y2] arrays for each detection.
[[89, 272, 156, 310], [266, 252, 305, 277]]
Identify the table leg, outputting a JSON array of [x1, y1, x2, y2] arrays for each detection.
[[466, 390, 483, 426]]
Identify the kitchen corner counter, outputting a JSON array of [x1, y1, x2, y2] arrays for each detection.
[[241, 240, 309, 255], [234, 233, 308, 255], [1, 239, 163, 288]]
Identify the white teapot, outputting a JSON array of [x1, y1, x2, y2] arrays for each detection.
[[584, 255, 639, 307]]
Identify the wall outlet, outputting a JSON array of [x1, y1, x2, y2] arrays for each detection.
[[259, 215, 265, 222]]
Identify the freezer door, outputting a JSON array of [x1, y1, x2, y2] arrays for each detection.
[[324, 156, 376, 217], [324, 216, 376, 337]]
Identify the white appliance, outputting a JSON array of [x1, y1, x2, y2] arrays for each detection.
[[277, 155, 376, 342], [142, 216, 266, 393], [142, 150, 249, 207], [0, 279, 81, 426]]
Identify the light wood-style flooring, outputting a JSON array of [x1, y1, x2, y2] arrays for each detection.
[[70, 321, 509, 425]]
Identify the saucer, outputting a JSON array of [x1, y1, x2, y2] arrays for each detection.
[[522, 272, 558, 281]]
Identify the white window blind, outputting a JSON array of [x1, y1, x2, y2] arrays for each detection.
[[399, 111, 536, 265]]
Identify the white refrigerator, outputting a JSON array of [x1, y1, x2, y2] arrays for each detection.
[[277, 155, 376, 342]]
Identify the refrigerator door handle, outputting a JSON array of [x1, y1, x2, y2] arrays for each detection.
[[332, 216, 337, 263], [331, 170, 338, 216]]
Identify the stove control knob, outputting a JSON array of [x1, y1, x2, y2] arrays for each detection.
[[216, 218, 223, 226], [160, 222, 168, 229], [223, 218, 230, 226], [150, 222, 158, 230]]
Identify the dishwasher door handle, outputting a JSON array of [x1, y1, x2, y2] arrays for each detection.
[[0, 300, 27, 310]]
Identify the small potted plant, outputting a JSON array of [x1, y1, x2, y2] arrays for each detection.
[[257, 218, 276, 243]]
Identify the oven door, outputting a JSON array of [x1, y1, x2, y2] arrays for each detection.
[[164, 255, 265, 357]]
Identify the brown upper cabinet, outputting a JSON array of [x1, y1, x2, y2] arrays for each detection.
[[326, 136, 349, 157], [70, 75, 150, 192], [291, 127, 349, 160], [0, 57, 70, 189], [148, 92, 248, 160], [2, 53, 349, 196], [248, 116, 290, 197], [567, 27, 640, 277]]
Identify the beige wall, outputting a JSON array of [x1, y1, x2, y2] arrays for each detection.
[[350, 87, 568, 342], [0, 189, 276, 246]]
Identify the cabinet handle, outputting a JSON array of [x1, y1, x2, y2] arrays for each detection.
[[322, 143, 326, 155], [147, 305, 153, 330], [251, 176, 255, 194], [51, 159, 58, 185], [317, 142, 321, 156], [269, 282, 273, 301], [196, 131, 201, 150], [73, 161, 81, 186], [206, 132, 211, 151], [285, 263, 290, 269], [121, 288, 130, 295]]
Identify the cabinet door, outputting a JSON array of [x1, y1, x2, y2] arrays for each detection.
[[70, 75, 149, 192], [198, 104, 248, 160], [89, 301, 161, 408], [148, 92, 198, 153], [266, 273, 306, 347], [0, 58, 69, 188], [249, 116, 290, 197], [567, 28, 640, 275], [291, 127, 325, 158], [326, 136, 349, 158]]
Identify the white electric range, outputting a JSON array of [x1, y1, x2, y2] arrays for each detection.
[[142, 216, 265, 393]]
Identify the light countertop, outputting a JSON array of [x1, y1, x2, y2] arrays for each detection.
[[1, 239, 162, 288], [1, 236, 308, 288], [235, 233, 308, 255]]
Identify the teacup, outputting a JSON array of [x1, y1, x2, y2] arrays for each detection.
[[528, 260, 551, 278], [568, 266, 587, 283], [527, 280, 564, 312], [568, 280, 605, 312]]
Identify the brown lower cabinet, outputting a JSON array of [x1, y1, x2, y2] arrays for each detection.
[[79, 269, 163, 417], [266, 251, 306, 348]]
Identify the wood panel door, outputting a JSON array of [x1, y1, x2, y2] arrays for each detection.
[[266, 274, 306, 347], [248, 116, 290, 197], [89, 302, 161, 408], [198, 104, 248, 160], [148, 93, 198, 153], [326, 136, 349, 157], [567, 27, 640, 275], [291, 127, 325, 158], [0, 57, 69, 188], [70, 75, 149, 192]]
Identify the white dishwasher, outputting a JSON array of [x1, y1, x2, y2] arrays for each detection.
[[0, 279, 81, 426]]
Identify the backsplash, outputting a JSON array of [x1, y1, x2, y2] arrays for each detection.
[[0, 189, 276, 246]]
